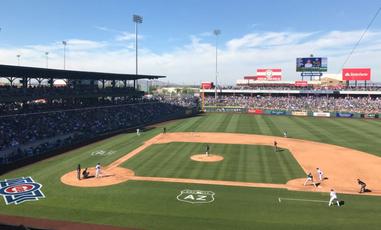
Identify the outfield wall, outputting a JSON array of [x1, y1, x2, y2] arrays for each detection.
[[204, 106, 380, 119]]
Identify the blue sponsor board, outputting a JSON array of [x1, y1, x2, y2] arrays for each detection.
[[0, 177, 45, 205], [301, 72, 323, 77], [336, 112, 354, 118], [270, 110, 287, 115]]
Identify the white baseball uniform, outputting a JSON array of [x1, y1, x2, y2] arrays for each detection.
[[317, 168, 324, 181], [95, 163, 101, 178], [329, 190, 340, 206]]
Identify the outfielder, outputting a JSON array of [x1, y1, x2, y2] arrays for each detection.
[[304, 172, 317, 187], [136, 128, 140, 136], [328, 189, 340, 207]]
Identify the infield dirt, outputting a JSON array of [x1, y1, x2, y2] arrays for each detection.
[[61, 132, 381, 196]]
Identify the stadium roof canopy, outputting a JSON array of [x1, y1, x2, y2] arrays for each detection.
[[0, 64, 166, 81]]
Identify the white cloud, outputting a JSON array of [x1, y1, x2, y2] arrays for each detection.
[[116, 32, 142, 42], [1, 30, 381, 85]]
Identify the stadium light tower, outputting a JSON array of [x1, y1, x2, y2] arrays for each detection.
[[16, 54, 21, 66], [214, 29, 221, 99], [45, 52, 49, 68], [62, 40, 67, 70], [133, 14, 143, 89]]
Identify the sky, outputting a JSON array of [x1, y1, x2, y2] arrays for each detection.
[[1, 0, 381, 84]]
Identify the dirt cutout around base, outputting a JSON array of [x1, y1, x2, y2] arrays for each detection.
[[190, 154, 224, 162], [61, 167, 134, 187], [61, 132, 381, 196]]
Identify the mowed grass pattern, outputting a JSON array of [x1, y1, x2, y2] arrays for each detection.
[[167, 113, 381, 156], [122, 142, 305, 183], [1, 113, 381, 230]]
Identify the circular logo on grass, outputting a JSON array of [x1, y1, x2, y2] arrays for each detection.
[[0, 183, 41, 195]]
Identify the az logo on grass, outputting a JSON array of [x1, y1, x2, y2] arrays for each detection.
[[177, 189, 215, 204]]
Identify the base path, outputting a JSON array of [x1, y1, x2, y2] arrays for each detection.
[[61, 132, 381, 196]]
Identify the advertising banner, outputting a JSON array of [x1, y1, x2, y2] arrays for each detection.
[[342, 68, 371, 81], [201, 82, 213, 89], [336, 112, 354, 118], [248, 108, 264, 114], [270, 110, 287, 115], [313, 112, 330, 117], [296, 57, 327, 72], [205, 107, 247, 113], [365, 113, 378, 119], [256, 69, 282, 81], [292, 111, 308, 116], [294, 80, 308, 87]]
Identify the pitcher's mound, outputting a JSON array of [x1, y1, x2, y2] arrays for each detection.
[[190, 154, 224, 162]]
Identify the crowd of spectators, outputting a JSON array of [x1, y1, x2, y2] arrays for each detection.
[[0, 96, 199, 164], [211, 85, 381, 91], [205, 95, 381, 113]]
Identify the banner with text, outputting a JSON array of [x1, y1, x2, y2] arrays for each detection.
[[313, 112, 330, 117], [342, 68, 371, 81], [292, 111, 308, 116]]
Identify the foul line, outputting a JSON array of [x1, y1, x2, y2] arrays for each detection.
[[278, 197, 327, 203]]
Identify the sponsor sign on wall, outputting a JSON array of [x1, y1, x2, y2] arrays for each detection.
[[336, 112, 354, 118], [294, 80, 308, 87], [313, 112, 330, 117], [292, 111, 308, 116], [270, 110, 287, 115], [342, 68, 371, 81], [248, 108, 263, 114]]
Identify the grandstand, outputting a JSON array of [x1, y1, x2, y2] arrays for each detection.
[[0, 65, 199, 173]]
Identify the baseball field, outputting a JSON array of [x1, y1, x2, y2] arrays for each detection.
[[1, 113, 381, 230]]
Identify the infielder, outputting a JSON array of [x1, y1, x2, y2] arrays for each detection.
[[303, 172, 317, 187], [283, 131, 288, 138], [274, 141, 278, 152], [205, 144, 210, 157], [316, 168, 324, 181], [328, 189, 340, 207], [357, 179, 367, 193], [95, 162, 101, 178]]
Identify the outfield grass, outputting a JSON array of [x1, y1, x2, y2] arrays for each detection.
[[122, 142, 305, 183], [166, 113, 381, 156], [1, 113, 381, 230]]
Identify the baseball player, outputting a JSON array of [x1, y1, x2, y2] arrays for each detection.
[[316, 168, 324, 181], [283, 131, 288, 138], [95, 162, 101, 178], [136, 128, 140, 136], [328, 189, 340, 207], [303, 172, 317, 187], [77, 164, 81, 180], [274, 141, 278, 152], [357, 179, 367, 193], [163, 127, 167, 134], [205, 144, 210, 157]]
